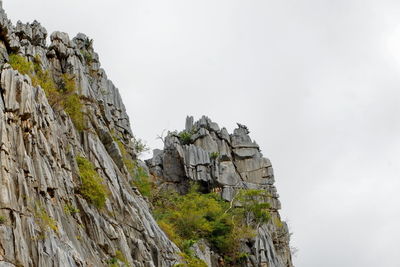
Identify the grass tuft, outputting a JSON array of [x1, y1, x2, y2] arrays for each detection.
[[34, 204, 58, 235], [0, 215, 6, 225]]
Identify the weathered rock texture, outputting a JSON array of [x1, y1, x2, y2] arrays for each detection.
[[0, 4, 179, 267], [0, 3, 293, 267], [147, 116, 293, 267]]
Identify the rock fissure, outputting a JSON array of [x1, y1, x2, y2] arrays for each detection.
[[0, 207, 28, 217]]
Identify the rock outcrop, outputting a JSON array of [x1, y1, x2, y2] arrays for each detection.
[[147, 116, 293, 267], [0, 2, 293, 267], [0, 4, 178, 267]]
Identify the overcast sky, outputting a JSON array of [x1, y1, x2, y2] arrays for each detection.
[[4, 1, 400, 266]]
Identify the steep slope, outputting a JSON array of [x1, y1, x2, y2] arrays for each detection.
[[0, 3, 293, 267], [146, 116, 293, 267], [0, 4, 179, 267]]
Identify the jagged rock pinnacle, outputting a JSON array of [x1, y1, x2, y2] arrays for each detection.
[[0, 3, 293, 266], [146, 115, 293, 266]]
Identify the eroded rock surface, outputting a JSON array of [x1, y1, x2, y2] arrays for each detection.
[[0, 4, 178, 267], [147, 116, 293, 267], [0, 2, 293, 266]]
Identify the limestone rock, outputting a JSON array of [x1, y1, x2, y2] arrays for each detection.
[[218, 161, 241, 186], [191, 240, 212, 267], [0, 3, 293, 267], [0, 6, 179, 267], [147, 116, 294, 267]]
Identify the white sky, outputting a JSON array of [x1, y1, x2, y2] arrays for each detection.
[[4, 1, 400, 266]]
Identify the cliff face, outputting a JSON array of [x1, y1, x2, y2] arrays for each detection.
[[0, 4, 178, 267], [0, 3, 292, 267], [146, 117, 293, 267]]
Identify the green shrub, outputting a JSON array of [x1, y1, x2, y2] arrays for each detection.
[[9, 54, 34, 75], [158, 220, 185, 251], [115, 250, 130, 267], [0, 215, 6, 224], [64, 203, 80, 215], [64, 93, 85, 131], [153, 185, 272, 263], [114, 137, 135, 172], [60, 74, 85, 131], [174, 252, 207, 267], [34, 204, 58, 234], [9, 54, 85, 131], [107, 250, 130, 267], [76, 156, 108, 208], [132, 137, 149, 154], [131, 165, 152, 198], [236, 252, 250, 264], [210, 152, 220, 160], [80, 49, 93, 65], [9, 54, 58, 102], [32, 56, 61, 105], [107, 257, 118, 267], [233, 189, 271, 226], [178, 131, 192, 145], [153, 186, 253, 261], [273, 216, 284, 228], [115, 137, 153, 198]]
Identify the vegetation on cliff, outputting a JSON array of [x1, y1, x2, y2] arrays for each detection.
[[0, 215, 6, 225], [34, 204, 59, 238], [7, 53, 280, 266], [174, 252, 208, 267], [8, 54, 85, 131], [152, 185, 271, 265], [107, 249, 130, 267], [114, 136, 153, 198], [76, 156, 108, 208]]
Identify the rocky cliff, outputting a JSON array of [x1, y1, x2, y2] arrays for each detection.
[[146, 116, 293, 267], [0, 3, 178, 267], [0, 3, 292, 267]]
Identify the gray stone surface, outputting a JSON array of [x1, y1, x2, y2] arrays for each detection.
[[191, 240, 212, 267], [147, 116, 294, 267], [218, 161, 241, 186], [0, 4, 293, 267], [184, 144, 211, 166], [0, 6, 179, 267]]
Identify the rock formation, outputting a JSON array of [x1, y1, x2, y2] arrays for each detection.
[[147, 116, 293, 267], [0, 3, 293, 267], [0, 4, 178, 267]]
